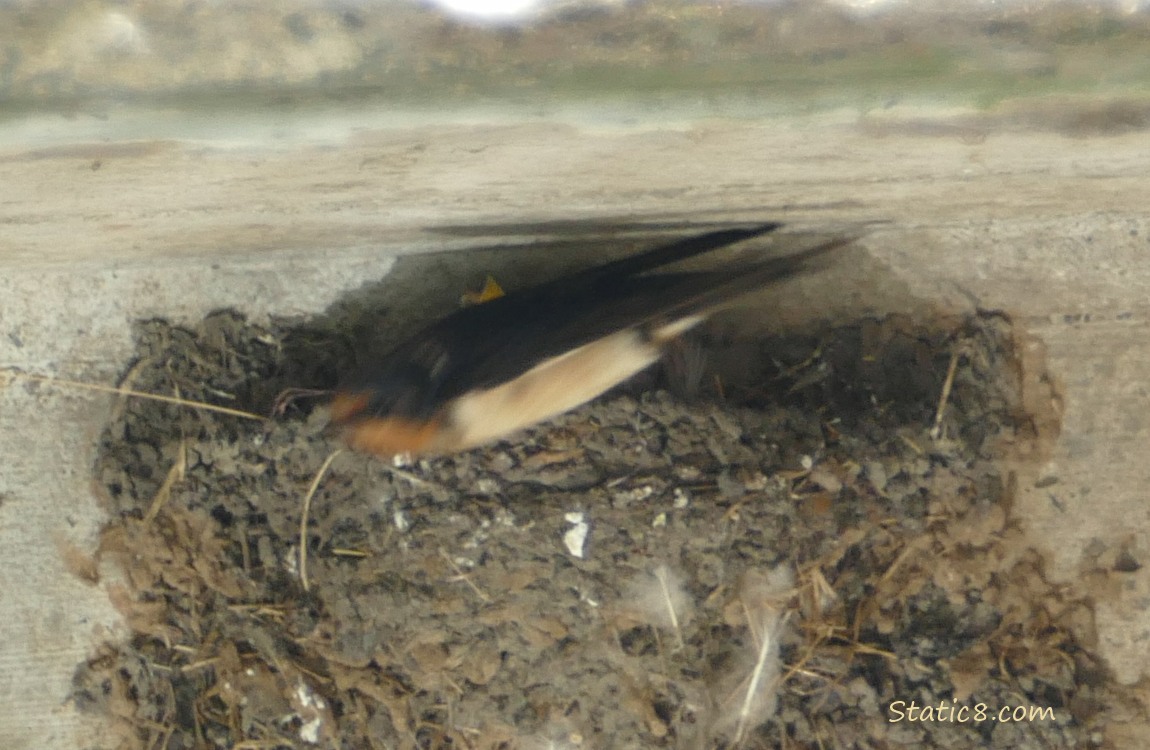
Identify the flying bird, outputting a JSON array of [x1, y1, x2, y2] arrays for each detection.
[[329, 224, 849, 458]]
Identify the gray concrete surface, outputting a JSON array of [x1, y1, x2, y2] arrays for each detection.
[[2, 114, 1149, 747]]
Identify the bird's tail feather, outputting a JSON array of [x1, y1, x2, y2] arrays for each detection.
[[568, 222, 783, 283], [653, 234, 857, 328]]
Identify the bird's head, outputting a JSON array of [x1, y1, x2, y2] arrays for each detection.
[[326, 364, 446, 458]]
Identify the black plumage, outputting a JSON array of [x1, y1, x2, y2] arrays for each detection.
[[330, 223, 849, 457]]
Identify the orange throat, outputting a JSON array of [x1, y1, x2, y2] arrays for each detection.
[[329, 392, 445, 459], [343, 414, 444, 458], [329, 392, 371, 424]]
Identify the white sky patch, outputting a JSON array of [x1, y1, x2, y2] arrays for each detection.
[[98, 11, 149, 55], [423, 0, 641, 23], [425, 0, 548, 22], [422, 0, 1149, 25]]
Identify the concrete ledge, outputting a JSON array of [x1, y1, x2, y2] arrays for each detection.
[[2, 115, 1149, 746]]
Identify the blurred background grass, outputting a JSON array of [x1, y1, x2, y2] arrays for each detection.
[[2, 1, 1149, 135]]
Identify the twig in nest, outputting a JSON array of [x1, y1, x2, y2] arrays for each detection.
[[930, 346, 963, 440], [440, 549, 491, 603], [385, 464, 448, 494], [108, 355, 155, 425], [879, 534, 930, 585], [299, 450, 342, 592], [4, 369, 266, 421], [144, 438, 188, 523]]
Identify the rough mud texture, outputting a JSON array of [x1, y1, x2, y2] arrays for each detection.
[[74, 307, 1124, 749]]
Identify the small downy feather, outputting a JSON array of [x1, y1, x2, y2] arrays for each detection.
[[627, 564, 695, 650], [716, 566, 795, 746]]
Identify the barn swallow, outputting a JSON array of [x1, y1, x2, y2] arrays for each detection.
[[329, 224, 850, 458]]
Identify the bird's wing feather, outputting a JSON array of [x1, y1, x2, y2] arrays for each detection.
[[418, 235, 850, 401], [349, 225, 777, 405]]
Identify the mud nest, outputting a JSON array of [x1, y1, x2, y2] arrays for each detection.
[[73, 307, 1115, 749]]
